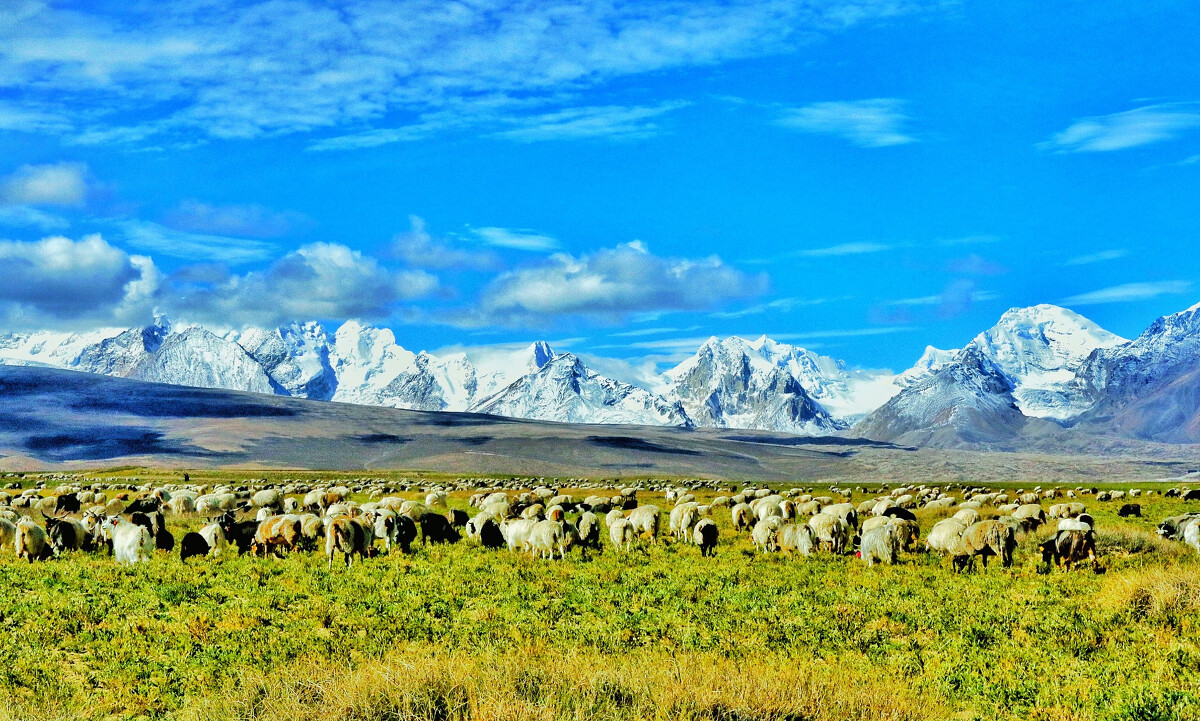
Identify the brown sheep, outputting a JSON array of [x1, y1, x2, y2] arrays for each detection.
[[251, 515, 302, 557], [951, 520, 1017, 572]]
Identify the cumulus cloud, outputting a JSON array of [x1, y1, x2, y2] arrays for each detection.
[[1061, 281, 1191, 306], [0, 233, 157, 326], [776, 99, 915, 147], [0, 162, 89, 206], [391, 216, 500, 271], [458, 241, 768, 327], [169, 242, 438, 327], [161, 200, 309, 238], [1043, 103, 1200, 152], [0, 1, 930, 146]]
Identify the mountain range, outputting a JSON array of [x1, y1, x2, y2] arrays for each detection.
[[3, 301, 1200, 449]]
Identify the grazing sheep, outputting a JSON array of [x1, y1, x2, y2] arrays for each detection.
[[779, 523, 816, 556], [627, 505, 661, 544], [179, 532, 211, 561], [0, 518, 16, 551], [752, 516, 783, 553], [1157, 513, 1200, 540], [503, 518, 537, 552], [250, 515, 303, 557], [446, 508, 469, 528], [577, 511, 602, 552], [952, 508, 981, 526], [477, 517, 505, 550], [252, 489, 282, 511], [671, 502, 699, 542], [1117, 503, 1141, 518], [862, 516, 919, 551], [1183, 519, 1200, 554], [882, 506, 917, 522], [823, 503, 859, 532], [528, 520, 567, 559], [425, 491, 449, 509], [42, 513, 90, 554], [14, 518, 51, 562], [926, 519, 967, 556], [693, 518, 718, 557], [101, 516, 154, 565], [808, 513, 850, 554], [1039, 530, 1100, 571], [325, 516, 370, 569], [731, 503, 755, 532], [609, 517, 636, 552], [199, 522, 227, 556], [859, 522, 901, 567], [419, 513, 461, 544], [951, 520, 1017, 572]]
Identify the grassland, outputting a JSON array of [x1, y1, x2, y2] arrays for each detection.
[[0, 471, 1198, 721]]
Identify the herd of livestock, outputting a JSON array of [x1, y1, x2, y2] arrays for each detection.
[[1, 474, 1199, 572]]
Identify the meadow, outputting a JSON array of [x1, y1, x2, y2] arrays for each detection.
[[0, 470, 1198, 721]]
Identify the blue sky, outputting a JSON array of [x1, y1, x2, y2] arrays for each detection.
[[1, 0, 1198, 376]]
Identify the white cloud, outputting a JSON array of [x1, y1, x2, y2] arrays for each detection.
[[0, 162, 89, 206], [161, 200, 308, 239], [776, 99, 915, 147], [460, 241, 767, 327], [1043, 104, 1200, 152], [392, 216, 500, 271], [468, 226, 560, 252], [797, 242, 891, 257], [0, 205, 70, 231], [489, 102, 689, 142], [710, 297, 828, 319], [117, 219, 278, 264], [0, 233, 157, 326], [890, 290, 997, 306], [1061, 281, 1192, 306], [0, 1, 930, 146], [1063, 249, 1128, 266], [169, 242, 438, 327]]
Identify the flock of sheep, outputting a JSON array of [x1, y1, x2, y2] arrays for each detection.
[[2, 473, 1199, 572]]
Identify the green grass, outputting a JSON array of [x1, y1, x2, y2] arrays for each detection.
[[0, 476, 1198, 720]]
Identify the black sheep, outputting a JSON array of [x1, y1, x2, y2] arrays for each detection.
[[179, 532, 210, 561]]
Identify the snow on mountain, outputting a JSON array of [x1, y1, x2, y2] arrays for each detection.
[[472, 353, 692, 427], [467, 340, 555, 400], [0, 327, 122, 369], [663, 336, 841, 433], [1077, 302, 1200, 403], [128, 326, 276, 394], [855, 345, 1034, 448], [969, 304, 1127, 420], [895, 346, 957, 388], [232, 322, 337, 399]]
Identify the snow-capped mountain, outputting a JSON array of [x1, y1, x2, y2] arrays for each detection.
[[7, 301, 1200, 444], [968, 304, 1127, 419], [663, 336, 843, 433], [855, 345, 1035, 448], [885, 305, 1126, 421], [473, 353, 692, 427], [1077, 302, 1200, 403]]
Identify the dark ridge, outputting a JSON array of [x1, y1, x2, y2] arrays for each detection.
[[454, 435, 494, 446], [353, 433, 412, 444], [22, 427, 230, 462], [586, 436, 701, 456]]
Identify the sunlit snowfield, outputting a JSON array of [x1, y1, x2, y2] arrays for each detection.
[[0, 469, 1197, 721]]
